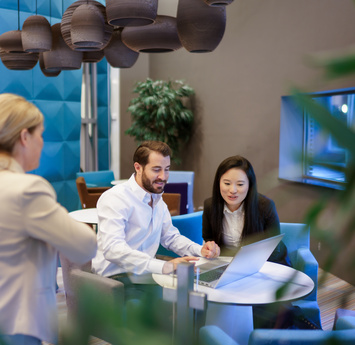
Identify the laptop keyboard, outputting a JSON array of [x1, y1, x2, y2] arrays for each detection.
[[198, 265, 228, 282]]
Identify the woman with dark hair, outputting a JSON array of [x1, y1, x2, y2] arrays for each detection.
[[202, 155, 323, 330], [203, 155, 289, 264]]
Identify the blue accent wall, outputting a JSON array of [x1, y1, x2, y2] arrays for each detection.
[[97, 59, 110, 171], [0, 0, 110, 211]]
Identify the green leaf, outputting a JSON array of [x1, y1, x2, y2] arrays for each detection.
[[126, 78, 195, 164], [308, 50, 355, 79]]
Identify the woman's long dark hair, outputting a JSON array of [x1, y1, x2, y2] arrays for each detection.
[[210, 155, 263, 246]]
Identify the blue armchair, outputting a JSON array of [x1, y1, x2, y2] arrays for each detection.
[[76, 170, 115, 187], [279, 223, 321, 328], [156, 211, 203, 258], [199, 314, 355, 345], [249, 313, 355, 345], [168, 171, 195, 213]]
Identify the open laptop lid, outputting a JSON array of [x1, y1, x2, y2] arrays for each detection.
[[204, 233, 284, 289]]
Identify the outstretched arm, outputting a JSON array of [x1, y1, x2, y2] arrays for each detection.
[[163, 256, 200, 274]]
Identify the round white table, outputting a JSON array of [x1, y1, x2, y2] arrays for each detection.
[[153, 260, 314, 345], [69, 208, 98, 225]]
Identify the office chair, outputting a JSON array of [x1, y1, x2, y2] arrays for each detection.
[[76, 170, 115, 187], [76, 176, 110, 209], [164, 182, 188, 214], [168, 171, 195, 213], [162, 192, 181, 216]]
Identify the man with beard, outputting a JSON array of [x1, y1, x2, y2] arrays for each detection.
[[92, 141, 219, 297]]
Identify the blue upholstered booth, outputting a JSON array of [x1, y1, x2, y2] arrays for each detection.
[[280, 223, 321, 328], [0, 0, 109, 212], [157, 211, 203, 258]]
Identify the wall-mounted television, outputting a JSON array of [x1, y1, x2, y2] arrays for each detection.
[[279, 88, 354, 190]]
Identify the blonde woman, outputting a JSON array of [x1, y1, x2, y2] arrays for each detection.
[[0, 94, 97, 345]]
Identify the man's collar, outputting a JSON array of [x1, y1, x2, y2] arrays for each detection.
[[128, 173, 163, 204]]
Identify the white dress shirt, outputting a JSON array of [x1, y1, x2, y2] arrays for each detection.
[[222, 203, 245, 247], [92, 174, 203, 277]]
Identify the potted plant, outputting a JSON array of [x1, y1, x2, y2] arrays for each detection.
[[125, 78, 195, 164]]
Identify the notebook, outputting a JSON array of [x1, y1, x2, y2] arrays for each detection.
[[196, 233, 284, 289]]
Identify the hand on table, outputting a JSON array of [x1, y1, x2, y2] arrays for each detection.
[[162, 256, 199, 274], [201, 241, 220, 259]]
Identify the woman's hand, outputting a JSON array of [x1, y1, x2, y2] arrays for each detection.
[[201, 241, 220, 258], [162, 256, 199, 274]]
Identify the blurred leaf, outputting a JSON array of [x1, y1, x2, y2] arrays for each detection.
[[303, 198, 328, 227], [60, 284, 177, 345], [291, 89, 355, 158], [275, 273, 297, 300], [308, 49, 355, 79]]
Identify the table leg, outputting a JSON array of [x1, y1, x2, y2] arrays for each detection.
[[205, 302, 253, 345]]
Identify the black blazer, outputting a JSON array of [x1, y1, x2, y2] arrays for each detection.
[[202, 194, 290, 266]]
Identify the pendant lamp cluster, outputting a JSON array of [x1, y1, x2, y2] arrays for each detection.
[[0, 0, 234, 77]]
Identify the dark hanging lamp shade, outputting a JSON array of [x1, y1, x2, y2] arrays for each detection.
[[71, 4, 105, 50], [61, 0, 113, 51], [122, 15, 182, 53], [204, 0, 234, 6], [39, 53, 61, 77], [22, 15, 52, 52], [43, 23, 82, 70], [83, 50, 105, 63], [104, 28, 139, 68], [0, 48, 39, 70], [0, 30, 23, 53], [106, 0, 158, 27], [177, 0, 226, 53]]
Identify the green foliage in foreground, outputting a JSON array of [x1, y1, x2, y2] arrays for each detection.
[[291, 47, 355, 285], [60, 285, 177, 345]]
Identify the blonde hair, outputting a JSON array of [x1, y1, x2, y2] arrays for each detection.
[[0, 93, 43, 154]]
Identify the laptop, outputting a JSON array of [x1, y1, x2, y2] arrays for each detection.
[[196, 233, 284, 289]]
